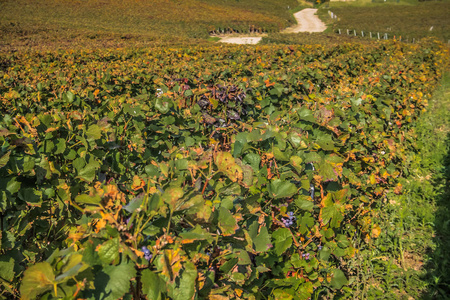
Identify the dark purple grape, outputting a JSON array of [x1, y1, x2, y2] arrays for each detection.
[[141, 246, 150, 255], [144, 253, 153, 261]]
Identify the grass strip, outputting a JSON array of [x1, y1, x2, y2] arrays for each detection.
[[347, 71, 450, 299]]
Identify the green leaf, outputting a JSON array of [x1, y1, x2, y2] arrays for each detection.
[[54, 138, 66, 155], [298, 107, 315, 122], [295, 196, 314, 211], [269, 179, 297, 199], [73, 157, 86, 173], [330, 268, 348, 289], [172, 262, 197, 300], [6, 177, 21, 194], [252, 226, 272, 253], [299, 212, 315, 235], [75, 194, 101, 205], [319, 246, 331, 261], [155, 97, 171, 114], [123, 104, 142, 116], [289, 156, 303, 173], [237, 250, 252, 265], [93, 260, 136, 300], [315, 132, 334, 151], [55, 262, 83, 282], [179, 225, 213, 244], [86, 124, 102, 141], [317, 159, 338, 182], [63, 91, 75, 103], [123, 194, 144, 213], [175, 159, 188, 170], [77, 158, 100, 182], [321, 194, 344, 228], [98, 238, 120, 264], [273, 146, 289, 161], [141, 269, 165, 300], [18, 188, 42, 206], [218, 206, 237, 236], [0, 151, 11, 168], [20, 262, 55, 300], [243, 152, 261, 171], [0, 255, 15, 281], [272, 228, 292, 255]]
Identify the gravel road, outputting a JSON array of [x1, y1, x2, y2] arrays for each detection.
[[283, 8, 327, 33]]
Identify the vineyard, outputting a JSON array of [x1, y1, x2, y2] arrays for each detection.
[[321, 0, 450, 42], [0, 39, 448, 299], [0, 0, 299, 51]]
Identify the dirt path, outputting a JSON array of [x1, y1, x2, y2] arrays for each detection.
[[218, 8, 326, 44], [282, 8, 327, 33]]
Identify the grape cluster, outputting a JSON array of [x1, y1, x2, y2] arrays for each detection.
[[197, 84, 248, 126], [282, 211, 296, 228], [141, 246, 153, 261]]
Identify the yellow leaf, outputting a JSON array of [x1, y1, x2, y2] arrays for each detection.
[[214, 151, 243, 182], [158, 249, 183, 281], [162, 187, 184, 209], [371, 224, 381, 238], [20, 262, 55, 300], [369, 174, 377, 185], [131, 175, 145, 191]]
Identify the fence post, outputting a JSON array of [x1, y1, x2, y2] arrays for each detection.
[[370, 32, 372, 38], [361, 31, 364, 37], [377, 32, 380, 39], [354, 30, 356, 36]]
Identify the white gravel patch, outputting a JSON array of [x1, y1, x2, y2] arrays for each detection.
[[219, 36, 263, 44]]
